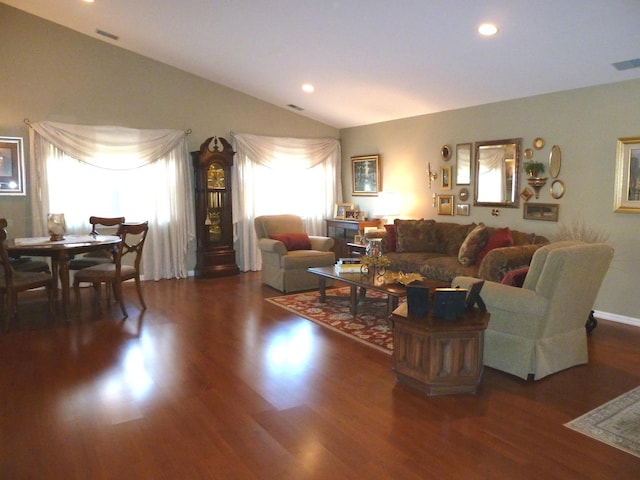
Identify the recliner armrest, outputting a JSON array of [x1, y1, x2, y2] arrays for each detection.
[[309, 236, 334, 251], [257, 238, 287, 255]]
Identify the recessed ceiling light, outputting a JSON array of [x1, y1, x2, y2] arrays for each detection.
[[478, 23, 498, 36], [302, 83, 315, 93]]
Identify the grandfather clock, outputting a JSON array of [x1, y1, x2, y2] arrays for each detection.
[[191, 136, 239, 278]]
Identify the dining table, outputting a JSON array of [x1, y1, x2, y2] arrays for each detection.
[[7, 234, 122, 321]]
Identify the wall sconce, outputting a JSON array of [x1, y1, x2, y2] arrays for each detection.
[[427, 162, 438, 188]]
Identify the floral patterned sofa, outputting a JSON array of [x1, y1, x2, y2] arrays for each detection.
[[365, 219, 549, 283]]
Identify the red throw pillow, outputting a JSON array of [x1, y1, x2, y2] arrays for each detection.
[[476, 227, 514, 265], [383, 224, 397, 252], [269, 232, 312, 251], [501, 266, 530, 288]]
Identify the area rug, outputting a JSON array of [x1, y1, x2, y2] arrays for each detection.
[[564, 386, 640, 458], [266, 286, 394, 354]]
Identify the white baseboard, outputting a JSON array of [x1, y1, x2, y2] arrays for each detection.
[[593, 310, 640, 328]]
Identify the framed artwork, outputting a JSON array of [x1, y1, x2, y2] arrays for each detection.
[[440, 166, 452, 190], [455, 143, 472, 185], [0, 137, 26, 196], [520, 187, 534, 202], [523, 203, 559, 221], [352, 155, 380, 196], [344, 209, 359, 219], [333, 202, 354, 219], [614, 137, 640, 213], [437, 194, 454, 215], [456, 203, 470, 216]]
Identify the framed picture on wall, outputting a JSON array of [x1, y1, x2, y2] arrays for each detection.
[[0, 137, 26, 196], [523, 203, 559, 221], [440, 166, 452, 190], [614, 137, 640, 213], [352, 155, 380, 196], [437, 194, 454, 215]]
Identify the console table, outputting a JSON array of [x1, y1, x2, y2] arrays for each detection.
[[391, 303, 490, 396], [325, 219, 379, 258]]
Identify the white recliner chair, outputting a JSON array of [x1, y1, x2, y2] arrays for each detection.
[[254, 214, 335, 293], [454, 241, 614, 380]]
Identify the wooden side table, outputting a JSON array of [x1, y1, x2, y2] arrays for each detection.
[[391, 304, 489, 396]]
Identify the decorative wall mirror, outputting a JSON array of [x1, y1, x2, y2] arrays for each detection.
[[455, 143, 472, 185], [549, 145, 561, 178], [473, 138, 522, 208]]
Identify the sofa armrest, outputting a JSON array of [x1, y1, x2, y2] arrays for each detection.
[[477, 244, 544, 282], [309, 236, 334, 251], [257, 238, 287, 255]]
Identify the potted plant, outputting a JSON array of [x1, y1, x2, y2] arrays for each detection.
[[523, 161, 545, 178]]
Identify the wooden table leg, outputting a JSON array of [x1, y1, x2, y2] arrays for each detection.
[[387, 295, 399, 317], [350, 285, 358, 315], [55, 253, 71, 322], [318, 277, 327, 303]]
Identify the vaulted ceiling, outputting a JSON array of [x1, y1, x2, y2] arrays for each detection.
[[5, 0, 640, 128]]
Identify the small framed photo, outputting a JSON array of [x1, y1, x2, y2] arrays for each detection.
[[614, 136, 640, 213], [523, 203, 559, 221], [437, 194, 454, 215], [345, 209, 359, 219], [334, 202, 354, 219], [0, 137, 26, 196], [440, 166, 452, 190], [456, 203, 470, 216], [353, 234, 364, 244], [352, 155, 380, 196]]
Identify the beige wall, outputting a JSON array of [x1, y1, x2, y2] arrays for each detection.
[[340, 79, 640, 323], [0, 4, 338, 236]]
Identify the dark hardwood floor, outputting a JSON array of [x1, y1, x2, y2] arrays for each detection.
[[1, 272, 639, 479]]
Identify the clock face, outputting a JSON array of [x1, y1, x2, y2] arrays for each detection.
[[459, 188, 469, 201]]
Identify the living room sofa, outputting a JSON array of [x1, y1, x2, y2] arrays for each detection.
[[365, 219, 549, 283]]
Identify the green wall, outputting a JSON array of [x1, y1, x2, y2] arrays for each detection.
[[340, 79, 640, 323]]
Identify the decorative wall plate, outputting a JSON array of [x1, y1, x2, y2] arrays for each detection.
[[524, 148, 533, 159], [533, 137, 545, 150]]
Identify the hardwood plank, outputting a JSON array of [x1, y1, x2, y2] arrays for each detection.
[[0, 273, 639, 479]]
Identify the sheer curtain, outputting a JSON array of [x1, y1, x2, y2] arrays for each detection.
[[231, 132, 341, 272], [28, 121, 195, 280]]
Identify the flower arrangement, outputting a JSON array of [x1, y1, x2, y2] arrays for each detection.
[[523, 161, 546, 177]]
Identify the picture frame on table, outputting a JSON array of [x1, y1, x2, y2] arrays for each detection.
[[523, 203, 559, 221], [334, 202, 354, 219], [614, 137, 640, 213], [352, 155, 380, 196], [0, 137, 26, 196]]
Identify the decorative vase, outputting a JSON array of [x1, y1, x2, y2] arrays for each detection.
[[47, 213, 66, 241]]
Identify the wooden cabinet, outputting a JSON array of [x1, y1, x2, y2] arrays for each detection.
[[191, 137, 239, 278], [391, 308, 489, 396], [325, 219, 379, 258]]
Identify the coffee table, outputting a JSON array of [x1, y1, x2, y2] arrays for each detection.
[[307, 266, 449, 317]]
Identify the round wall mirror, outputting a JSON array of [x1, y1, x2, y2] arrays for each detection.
[[549, 145, 561, 178], [550, 179, 565, 199], [441, 144, 451, 161]]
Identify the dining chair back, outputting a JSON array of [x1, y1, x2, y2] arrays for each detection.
[[73, 221, 148, 318], [69, 216, 125, 270], [0, 218, 55, 331]]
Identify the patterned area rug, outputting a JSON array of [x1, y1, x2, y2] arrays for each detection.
[[565, 386, 640, 458], [266, 286, 394, 354]]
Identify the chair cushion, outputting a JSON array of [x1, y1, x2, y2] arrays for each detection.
[[476, 227, 514, 265], [270, 232, 312, 251], [458, 224, 490, 266]]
